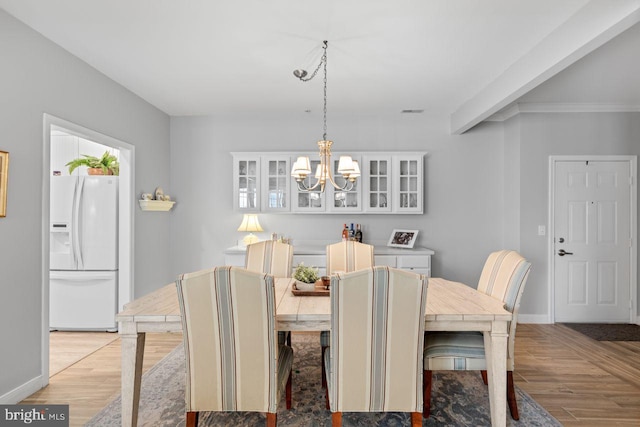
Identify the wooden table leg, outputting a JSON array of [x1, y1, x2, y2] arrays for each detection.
[[120, 325, 146, 427], [484, 321, 508, 427]]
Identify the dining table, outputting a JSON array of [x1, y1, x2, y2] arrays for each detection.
[[116, 276, 512, 427]]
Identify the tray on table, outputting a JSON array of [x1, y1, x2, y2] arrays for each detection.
[[291, 280, 330, 296]]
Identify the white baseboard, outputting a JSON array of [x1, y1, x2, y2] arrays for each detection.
[[0, 375, 44, 404], [518, 314, 551, 324]]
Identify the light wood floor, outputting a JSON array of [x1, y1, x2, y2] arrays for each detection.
[[49, 332, 120, 376], [21, 324, 640, 426]]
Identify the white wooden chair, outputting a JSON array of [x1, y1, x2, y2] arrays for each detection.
[[324, 266, 428, 426], [423, 250, 531, 419], [176, 266, 293, 427]]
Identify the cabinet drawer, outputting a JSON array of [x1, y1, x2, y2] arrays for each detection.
[[374, 255, 397, 267], [397, 256, 430, 269]]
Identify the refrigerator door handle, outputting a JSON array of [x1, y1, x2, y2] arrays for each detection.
[[69, 178, 78, 268], [50, 271, 116, 281], [73, 177, 85, 269]]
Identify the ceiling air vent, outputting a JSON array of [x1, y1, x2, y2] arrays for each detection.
[[401, 109, 424, 114]]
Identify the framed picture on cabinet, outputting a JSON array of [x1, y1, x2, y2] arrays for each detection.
[[0, 150, 8, 217], [387, 229, 418, 248]]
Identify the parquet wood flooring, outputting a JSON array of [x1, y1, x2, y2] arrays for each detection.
[[19, 324, 640, 426]]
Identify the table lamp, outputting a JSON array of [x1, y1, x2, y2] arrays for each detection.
[[237, 214, 263, 245]]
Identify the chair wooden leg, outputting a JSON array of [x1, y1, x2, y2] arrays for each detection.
[[325, 385, 330, 410], [423, 370, 432, 417], [266, 412, 277, 427], [331, 412, 342, 427], [321, 345, 328, 388], [481, 370, 488, 385], [411, 412, 422, 426], [507, 370, 519, 420], [287, 331, 292, 346], [286, 369, 292, 410], [186, 411, 198, 427]]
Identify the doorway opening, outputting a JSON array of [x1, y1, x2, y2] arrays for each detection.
[[42, 114, 135, 383]]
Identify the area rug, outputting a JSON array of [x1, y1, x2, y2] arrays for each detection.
[[87, 333, 560, 427], [562, 323, 640, 341]]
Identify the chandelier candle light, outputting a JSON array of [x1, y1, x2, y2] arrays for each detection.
[[237, 214, 263, 245], [291, 41, 360, 192]]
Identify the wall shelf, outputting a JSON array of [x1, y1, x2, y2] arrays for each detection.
[[138, 200, 175, 211]]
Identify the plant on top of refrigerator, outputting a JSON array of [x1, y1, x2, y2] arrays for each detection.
[[66, 151, 119, 176]]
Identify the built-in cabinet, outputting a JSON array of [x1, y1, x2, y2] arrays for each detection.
[[232, 152, 425, 214], [225, 244, 434, 278]]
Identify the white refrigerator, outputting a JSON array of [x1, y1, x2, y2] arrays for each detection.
[[50, 175, 118, 331]]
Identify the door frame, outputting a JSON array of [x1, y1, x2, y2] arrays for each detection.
[[41, 113, 135, 384], [548, 155, 637, 324]]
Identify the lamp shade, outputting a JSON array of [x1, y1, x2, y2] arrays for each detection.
[[237, 214, 263, 232], [337, 155, 354, 174]]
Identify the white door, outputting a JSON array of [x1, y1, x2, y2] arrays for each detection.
[[554, 160, 632, 322]]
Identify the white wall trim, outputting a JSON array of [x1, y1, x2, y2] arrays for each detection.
[[518, 314, 552, 324], [486, 102, 640, 121], [0, 375, 43, 404], [548, 155, 637, 324]]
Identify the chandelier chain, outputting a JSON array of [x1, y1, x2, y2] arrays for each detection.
[[322, 43, 328, 141], [297, 40, 327, 83]]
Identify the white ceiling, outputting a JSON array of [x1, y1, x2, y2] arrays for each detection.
[[1, 0, 639, 130]]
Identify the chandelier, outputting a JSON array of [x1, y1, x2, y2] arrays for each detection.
[[290, 41, 360, 192]]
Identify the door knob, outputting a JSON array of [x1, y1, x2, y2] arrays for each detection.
[[558, 249, 573, 256]]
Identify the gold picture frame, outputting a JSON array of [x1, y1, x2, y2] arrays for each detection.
[[0, 151, 8, 217]]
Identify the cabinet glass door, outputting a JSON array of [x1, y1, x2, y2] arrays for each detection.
[[236, 159, 259, 210], [365, 157, 391, 212], [395, 156, 422, 213], [329, 155, 361, 212], [291, 158, 325, 212], [263, 158, 290, 211]]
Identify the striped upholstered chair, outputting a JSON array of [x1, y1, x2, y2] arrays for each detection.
[[176, 266, 293, 427], [245, 240, 294, 345], [423, 250, 531, 419], [324, 266, 428, 427], [245, 240, 294, 279], [321, 240, 374, 386]]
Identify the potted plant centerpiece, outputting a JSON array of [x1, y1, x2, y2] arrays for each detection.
[[293, 263, 320, 291], [66, 151, 120, 176]]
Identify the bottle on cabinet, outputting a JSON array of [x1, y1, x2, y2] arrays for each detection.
[[355, 224, 363, 243], [342, 224, 349, 241], [349, 223, 355, 239]]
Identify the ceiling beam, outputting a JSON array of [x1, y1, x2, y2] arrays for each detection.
[[450, 0, 640, 135]]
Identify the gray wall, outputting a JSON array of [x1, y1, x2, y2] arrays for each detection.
[[169, 112, 506, 290], [170, 110, 640, 325], [514, 111, 640, 318], [0, 10, 171, 399]]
